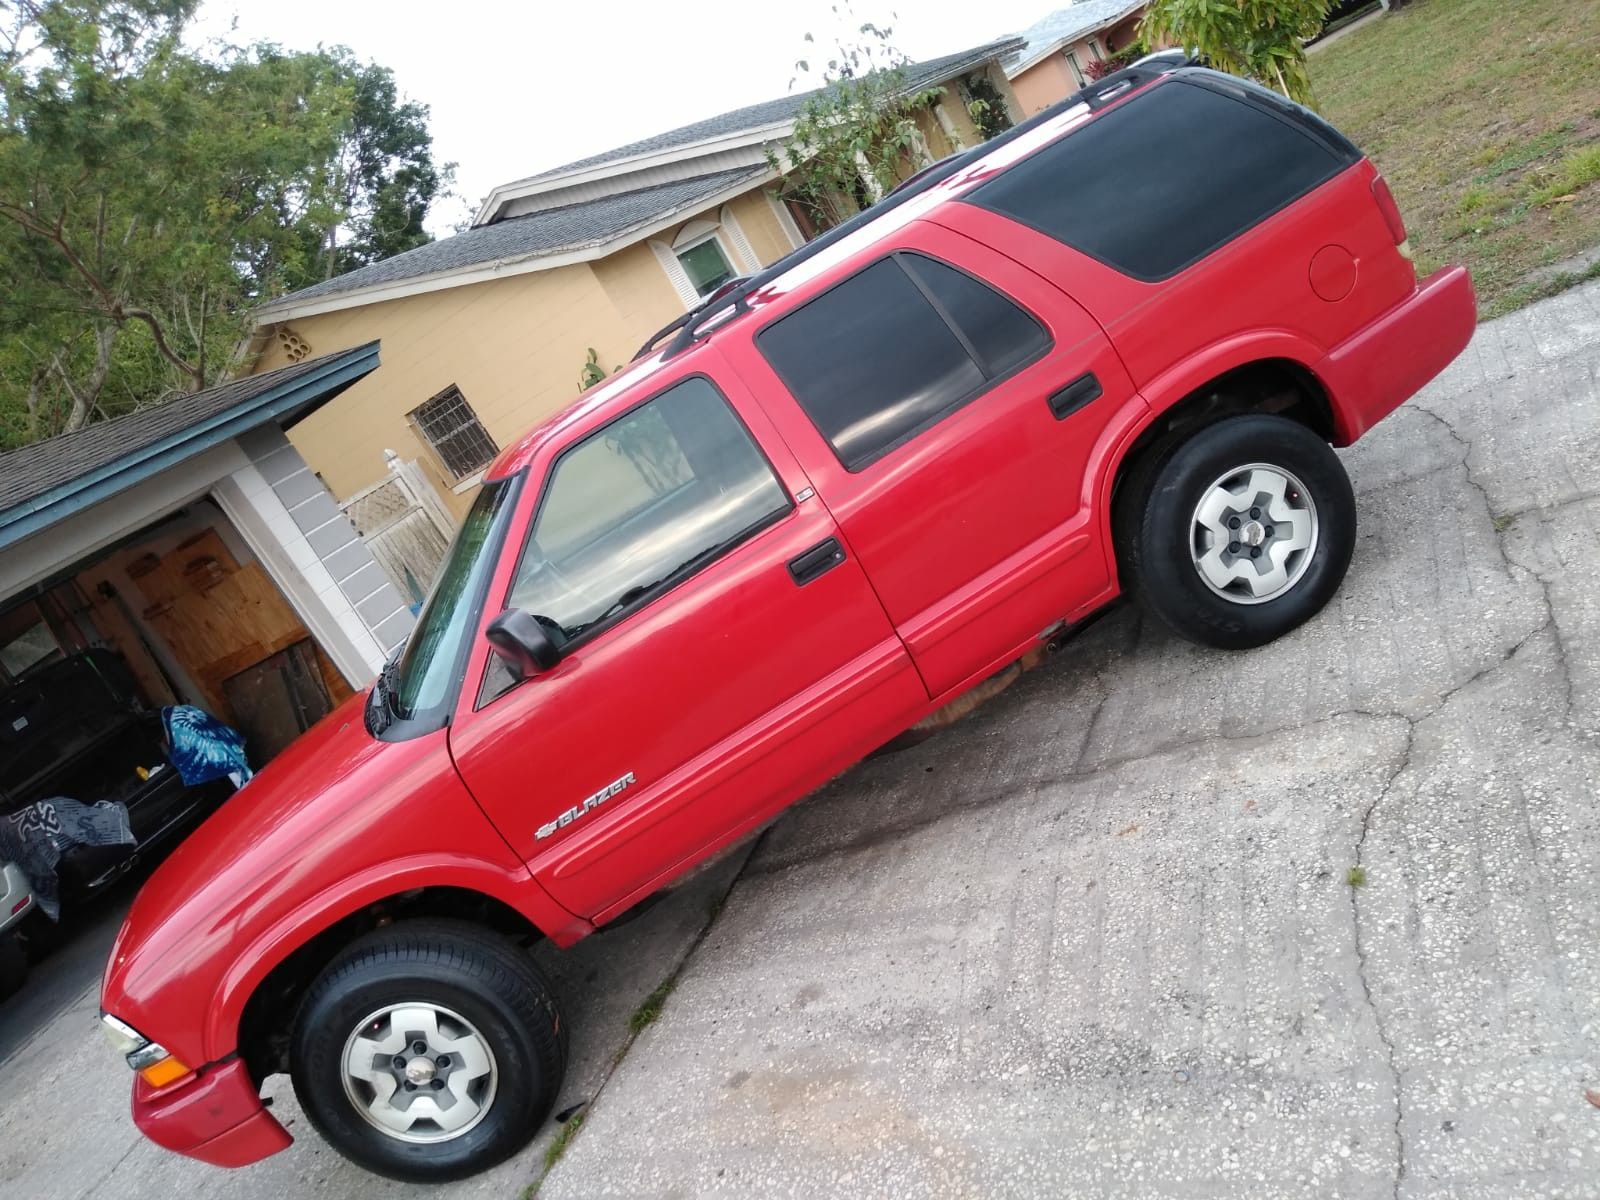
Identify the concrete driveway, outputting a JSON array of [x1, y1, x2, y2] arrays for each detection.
[[3, 280, 1598, 1199]]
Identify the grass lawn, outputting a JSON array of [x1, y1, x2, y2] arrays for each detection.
[[1310, 0, 1600, 317]]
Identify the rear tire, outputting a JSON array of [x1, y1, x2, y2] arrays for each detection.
[[1119, 414, 1355, 649], [290, 919, 565, 1182]]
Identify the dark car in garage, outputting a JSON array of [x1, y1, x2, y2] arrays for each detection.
[[0, 648, 233, 909]]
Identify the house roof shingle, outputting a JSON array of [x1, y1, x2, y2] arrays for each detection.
[[1002, 1, 1145, 74], [0, 344, 378, 525], [264, 167, 766, 310], [259, 37, 1022, 315], [523, 38, 1023, 183]]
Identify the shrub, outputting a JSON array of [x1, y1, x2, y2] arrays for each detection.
[[1085, 48, 1142, 81]]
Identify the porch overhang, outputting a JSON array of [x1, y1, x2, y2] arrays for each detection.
[[0, 342, 380, 554]]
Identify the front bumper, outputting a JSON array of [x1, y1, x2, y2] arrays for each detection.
[[1317, 264, 1477, 445], [132, 1058, 291, 1168]]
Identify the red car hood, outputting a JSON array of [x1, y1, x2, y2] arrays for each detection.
[[102, 692, 380, 1006]]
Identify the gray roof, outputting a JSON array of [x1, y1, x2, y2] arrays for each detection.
[[1002, 1, 1145, 73], [260, 37, 1022, 314], [524, 38, 1024, 183], [264, 167, 765, 310], [0, 344, 378, 541]]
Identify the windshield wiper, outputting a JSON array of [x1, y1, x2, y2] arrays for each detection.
[[366, 653, 401, 735]]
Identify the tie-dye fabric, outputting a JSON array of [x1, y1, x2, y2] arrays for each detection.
[[161, 705, 253, 788]]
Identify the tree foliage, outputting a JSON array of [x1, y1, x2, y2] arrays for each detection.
[[766, 6, 942, 231], [281, 46, 447, 288], [1140, 0, 1332, 108], [0, 0, 450, 449]]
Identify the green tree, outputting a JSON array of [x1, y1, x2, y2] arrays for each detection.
[[1140, 0, 1331, 108], [766, 6, 944, 232], [279, 46, 452, 289], [0, 0, 448, 447]]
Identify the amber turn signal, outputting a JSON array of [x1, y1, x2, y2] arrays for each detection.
[[138, 1056, 193, 1088]]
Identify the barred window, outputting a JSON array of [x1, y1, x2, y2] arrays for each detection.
[[410, 386, 498, 479]]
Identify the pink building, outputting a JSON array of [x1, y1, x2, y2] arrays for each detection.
[[1003, 1, 1150, 116]]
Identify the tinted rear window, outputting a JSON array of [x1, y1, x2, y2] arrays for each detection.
[[757, 253, 1048, 469], [963, 78, 1350, 281]]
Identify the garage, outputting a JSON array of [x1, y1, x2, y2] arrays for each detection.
[[0, 343, 414, 961]]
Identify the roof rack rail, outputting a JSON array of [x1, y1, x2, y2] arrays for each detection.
[[631, 275, 753, 361], [632, 311, 696, 362], [651, 55, 1195, 362]]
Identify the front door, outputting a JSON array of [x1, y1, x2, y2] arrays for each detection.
[[722, 220, 1140, 697], [449, 368, 924, 922]]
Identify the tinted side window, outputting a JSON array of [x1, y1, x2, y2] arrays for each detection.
[[508, 378, 789, 647], [903, 254, 1046, 378], [964, 79, 1346, 281], [757, 254, 1048, 470]]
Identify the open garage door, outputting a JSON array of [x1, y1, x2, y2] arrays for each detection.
[[74, 503, 354, 763]]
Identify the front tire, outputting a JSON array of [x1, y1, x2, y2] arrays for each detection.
[[290, 920, 565, 1182], [1119, 414, 1356, 649]]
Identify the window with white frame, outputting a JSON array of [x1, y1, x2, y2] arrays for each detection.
[[1065, 48, 1087, 86], [409, 385, 498, 480], [675, 232, 735, 297], [653, 211, 759, 308]]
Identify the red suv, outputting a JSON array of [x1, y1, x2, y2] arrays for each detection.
[[100, 63, 1475, 1181]]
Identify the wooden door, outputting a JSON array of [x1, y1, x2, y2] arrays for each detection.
[[122, 528, 352, 722]]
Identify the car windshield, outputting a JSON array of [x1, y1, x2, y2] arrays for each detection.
[[376, 476, 517, 728]]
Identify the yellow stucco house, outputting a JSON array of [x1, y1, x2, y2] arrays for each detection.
[[249, 39, 1024, 539]]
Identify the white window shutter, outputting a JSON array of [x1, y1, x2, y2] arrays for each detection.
[[767, 190, 805, 249], [719, 205, 761, 272], [650, 239, 699, 309], [934, 102, 966, 151], [853, 151, 886, 202]]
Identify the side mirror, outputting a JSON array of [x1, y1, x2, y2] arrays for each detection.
[[485, 609, 561, 678]]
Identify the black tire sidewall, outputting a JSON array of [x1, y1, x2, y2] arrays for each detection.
[[290, 922, 562, 1182], [1135, 414, 1356, 649]]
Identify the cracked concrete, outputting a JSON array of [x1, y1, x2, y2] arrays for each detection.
[[2, 281, 1598, 1199], [0, 850, 750, 1200], [1350, 715, 1412, 1200], [540, 280, 1600, 1199]]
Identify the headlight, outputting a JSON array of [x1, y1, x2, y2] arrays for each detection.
[[100, 1012, 193, 1088], [101, 1013, 146, 1057]]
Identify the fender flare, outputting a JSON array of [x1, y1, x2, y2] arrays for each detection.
[[1086, 330, 1336, 575], [1136, 329, 1335, 428], [205, 855, 588, 1061]]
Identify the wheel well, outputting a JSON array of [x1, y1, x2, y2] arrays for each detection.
[[1111, 359, 1334, 520], [236, 887, 543, 1085]]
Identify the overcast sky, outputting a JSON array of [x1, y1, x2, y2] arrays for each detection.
[[190, 0, 1056, 231]]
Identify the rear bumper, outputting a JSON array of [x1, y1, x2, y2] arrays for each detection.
[[1318, 264, 1476, 445], [132, 1058, 292, 1168]]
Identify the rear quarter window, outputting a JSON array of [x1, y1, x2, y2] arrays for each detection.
[[963, 77, 1358, 281]]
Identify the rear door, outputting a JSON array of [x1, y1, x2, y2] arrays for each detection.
[[720, 221, 1139, 698], [448, 364, 924, 922]]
